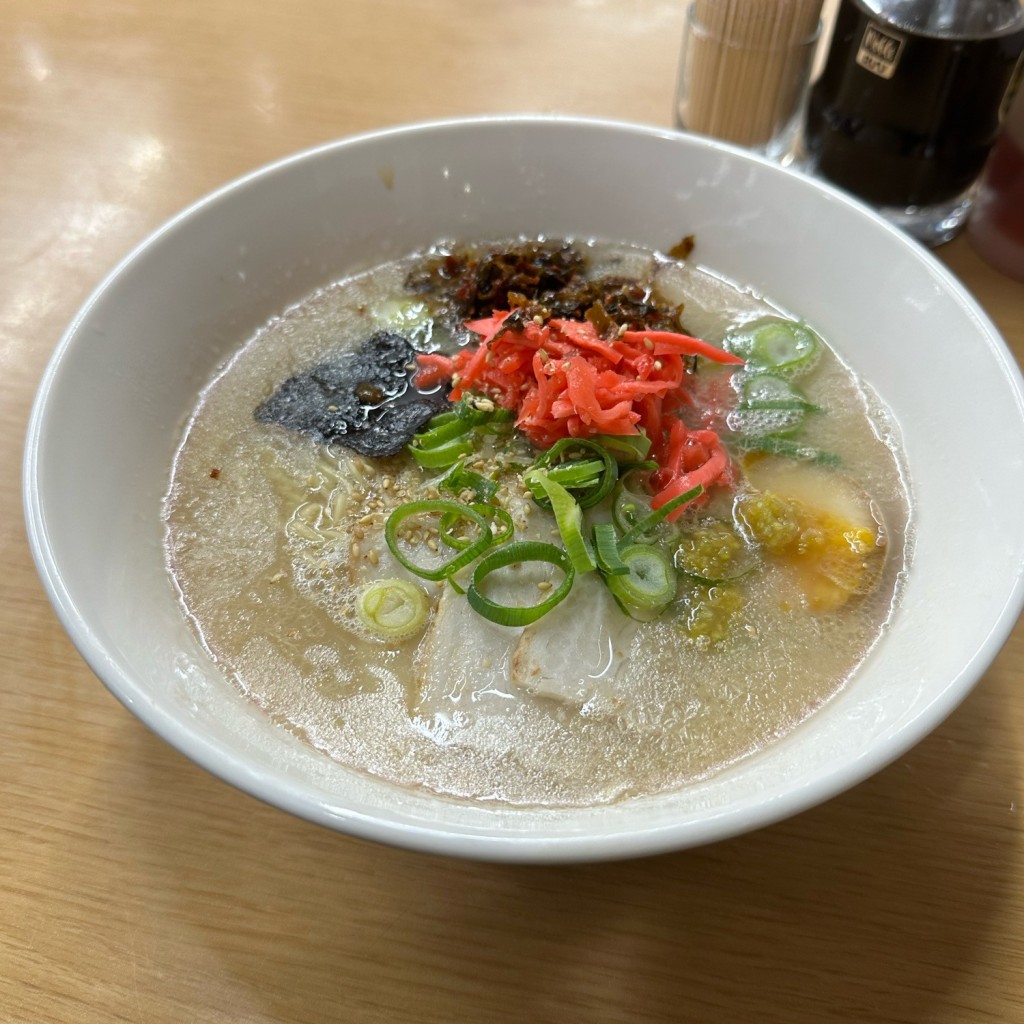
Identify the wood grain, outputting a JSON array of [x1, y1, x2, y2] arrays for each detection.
[[2, 2, 1022, 1022]]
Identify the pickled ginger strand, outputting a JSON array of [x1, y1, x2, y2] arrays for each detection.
[[415, 312, 739, 521]]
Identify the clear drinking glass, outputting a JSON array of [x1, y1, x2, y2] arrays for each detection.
[[675, 0, 823, 164]]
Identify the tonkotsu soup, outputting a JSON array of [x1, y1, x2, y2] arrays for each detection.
[[164, 237, 911, 807]]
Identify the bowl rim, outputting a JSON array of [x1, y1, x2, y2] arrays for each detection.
[[23, 114, 1024, 863]]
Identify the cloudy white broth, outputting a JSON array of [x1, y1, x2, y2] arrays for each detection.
[[164, 238, 910, 807]]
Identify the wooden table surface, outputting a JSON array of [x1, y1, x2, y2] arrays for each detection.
[[3, 2, 1024, 1021]]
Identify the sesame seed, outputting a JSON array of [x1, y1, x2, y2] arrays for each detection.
[[368, 549, 379, 565]]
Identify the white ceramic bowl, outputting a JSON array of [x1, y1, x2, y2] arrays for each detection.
[[24, 117, 1024, 862]]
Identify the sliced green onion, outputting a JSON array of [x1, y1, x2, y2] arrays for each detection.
[[738, 374, 821, 412], [385, 500, 492, 580], [604, 544, 677, 622], [619, 484, 703, 546], [544, 459, 605, 490], [528, 438, 618, 510], [724, 317, 821, 376], [454, 396, 501, 427], [409, 396, 509, 466], [408, 434, 475, 468], [728, 410, 804, 439], [355, 579, 430, 640], [412, 415, 473, 449], [593, 522, 629, 576], [590, 432, 652, 464], [438, 458, 499, 503], [729, 374, 820, 440], [478, 416, 515, 438], [409, 405, 469, 448], [467, 541, 575, 626], [613, 469, 657, 536], [524, 469, 596, 574], [440, 504, 513, 550], [482, 506, 515, 545], [729, 435, 840, 466], [425, 410, 459, 427]]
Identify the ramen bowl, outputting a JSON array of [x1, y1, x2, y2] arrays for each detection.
[[24, 117, 1024, 862]]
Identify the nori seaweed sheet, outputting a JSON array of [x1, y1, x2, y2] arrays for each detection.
[[255, 331, 449, 457]]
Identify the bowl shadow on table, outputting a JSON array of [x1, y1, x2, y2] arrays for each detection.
[[118, 668, 1018, 1024]]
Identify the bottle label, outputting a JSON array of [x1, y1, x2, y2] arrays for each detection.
[[856, 21, 906, 80]]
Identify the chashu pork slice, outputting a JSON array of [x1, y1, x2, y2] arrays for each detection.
[[509, 569, 637, 715], [412, 582, 524, 722], [413, 553, 638, 722]]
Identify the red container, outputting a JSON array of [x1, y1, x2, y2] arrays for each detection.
[[968, 88, 1024, 282]]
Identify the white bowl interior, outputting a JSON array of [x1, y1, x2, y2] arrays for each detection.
[[25, 118, 1024, 861]]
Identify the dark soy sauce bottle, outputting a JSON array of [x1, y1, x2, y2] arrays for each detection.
[[805, 0, 1024, 245]]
